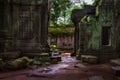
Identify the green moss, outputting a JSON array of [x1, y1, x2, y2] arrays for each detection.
[[92, 0, 103, 6], [98, 0, 103, 6], [48, 27, 74, 35], [5, 57, 33, 70], [92, 0, 103, 17], [81, 16, 87, 23], [96, 6, 99, 16], [87, 16, 91, 22]]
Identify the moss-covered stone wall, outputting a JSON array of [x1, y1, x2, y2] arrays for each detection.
[[86, 10, 114, 50], [79, 0, 115, 53]]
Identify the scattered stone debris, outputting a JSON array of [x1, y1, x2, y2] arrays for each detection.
[[5, 57, 33, 70], [0, 57, 33, 70], [28, 67, 53, 78], [81, 55, 98, 64], [89, 75, 104, 80], [61, 56, 77, 63], [38, 68, 52, 73], [110, 59, 120, 65], [74, 63, 86, 68], [28, 73, 51, 78], [112, 66, 120, 76], [28, 63, 70, 78]]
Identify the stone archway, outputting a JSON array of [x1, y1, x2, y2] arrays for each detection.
[[71, 5, 96, 55]]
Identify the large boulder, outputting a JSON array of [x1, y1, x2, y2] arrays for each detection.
[[6, 57, 33, 70]]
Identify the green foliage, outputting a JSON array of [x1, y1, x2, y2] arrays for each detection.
[[93, 0, 103, 16], [98, 0, 103, 6], [51, 0, 102, 27], [93, 0, 103, 6], [81, 16, 87, 23], [51, 0, 72, 26], [51, 0, 85, 27], [80, 0, 103, 23], [50, 21, 55, 27], [48, 27, 74, 35]]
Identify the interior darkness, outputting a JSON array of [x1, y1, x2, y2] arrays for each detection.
[[102, 27, 111, 45]]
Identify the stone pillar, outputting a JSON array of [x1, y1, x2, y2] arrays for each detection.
[[40, 0, 50, 52], [0, 0, 4, 53], [114, 1, 120, 51], [79, 23, 86, 54], [74, 23, 80, 55]]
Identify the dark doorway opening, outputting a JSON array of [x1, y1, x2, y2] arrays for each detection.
[[102, 27, 111, 46]]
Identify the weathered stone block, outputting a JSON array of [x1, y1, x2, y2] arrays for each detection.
[[81, 55, 98, 64], [110, 59, 120, 65]]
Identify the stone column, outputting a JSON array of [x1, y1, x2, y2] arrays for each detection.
[[0, 0, 4, 53], [40, 0, 50, 52], [74, 23, 80, 55], [79, 23, 86, 54]]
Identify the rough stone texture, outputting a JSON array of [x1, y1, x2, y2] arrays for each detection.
[[112, 66, 120, 76], [71, 0, 120, 62], [81, 55, 98, 64], [71, 5, 96, 54], [0, 0, 51, 57], [110, 59, 120, 65]]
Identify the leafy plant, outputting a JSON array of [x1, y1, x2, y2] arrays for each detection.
[[51, 0, 72, 26]]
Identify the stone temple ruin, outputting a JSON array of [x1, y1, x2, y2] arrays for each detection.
[[0, 0, 51, 58], [71, 0, 120, 62]]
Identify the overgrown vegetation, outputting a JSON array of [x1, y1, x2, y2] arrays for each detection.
[[50, 0, 72, 26], [49, 0, 103, 35], [50, 0, 84, 27], [48, 27, 74, 35], [49, 0, 92, 35], [80, 0, 103, 23]]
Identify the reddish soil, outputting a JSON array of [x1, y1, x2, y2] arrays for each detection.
[[0, 53, 117, 80]]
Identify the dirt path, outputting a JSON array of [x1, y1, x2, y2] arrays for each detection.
[[0, 53, 117, 80]]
